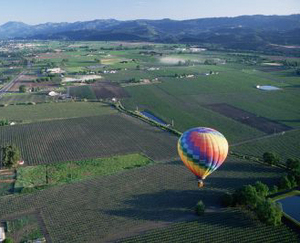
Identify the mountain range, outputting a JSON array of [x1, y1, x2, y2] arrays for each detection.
[[1, 15, 300, 51]]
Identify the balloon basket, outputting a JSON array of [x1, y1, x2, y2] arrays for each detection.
[[198, 180, 204, 188]]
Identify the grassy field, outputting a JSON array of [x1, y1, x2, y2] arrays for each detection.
[[0, 156, 289, 242], [0, 169, 15, 196], [4, 214, 45, 243], [0, 113, 178, 165], [15, 153, 152, 190], [69, 85, 96, 99], [0, 101, 115, 123]]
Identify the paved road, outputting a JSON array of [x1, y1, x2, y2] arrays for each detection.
[[0, 70, 26, 100]]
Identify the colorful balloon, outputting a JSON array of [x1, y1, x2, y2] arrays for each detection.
[[177, 127, 228, 187]]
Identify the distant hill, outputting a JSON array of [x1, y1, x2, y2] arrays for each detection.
[[1, 15, 300, 51]]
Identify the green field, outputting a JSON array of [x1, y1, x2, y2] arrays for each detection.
[[4, 214, 45, 243], [69, 86, 97, 99], [231, 129, 300, 161], [0, 113, 178, 165], [0, 101, 115, 123], [123, 84, 265, 144], [0, 93, 57, 105], [15, 153, 152, 190]]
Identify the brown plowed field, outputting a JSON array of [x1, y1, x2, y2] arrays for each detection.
[[206, 103, 292, 134]]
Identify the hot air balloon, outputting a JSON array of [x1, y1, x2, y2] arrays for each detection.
[[177, 127, 228, 188]]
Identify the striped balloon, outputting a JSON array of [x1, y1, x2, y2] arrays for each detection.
[[178, 127, 228, 187]]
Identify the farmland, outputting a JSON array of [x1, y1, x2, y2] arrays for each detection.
[[0, 101, 116, 123], [0, 113, 178, 165], [15, 153, 152, 190], [0, 40, 299, 242], [120, 209, 299, 243], [231, 129, 300, 161], [0, 156, 293, 242], [4, 214, 45, 243]]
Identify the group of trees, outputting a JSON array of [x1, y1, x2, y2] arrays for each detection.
[[204, 59, 217, 65], [220, 153, 300, 226], [262, 152, 300, 190], [1, 145, 21, 169], [0, 119, 9, 126], [19, 85, 27, 93], [221, 181, 282, 226], [281, 158, 300, 190], [263, 152, 280, 165]]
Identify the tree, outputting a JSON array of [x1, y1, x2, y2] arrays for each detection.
[[287, 174, 298, 188], [286, 158, 300, 171], [254, 181, 269, 197], [0, 119, 9, 126], [3, 238, 14, 243], [278, 175, 292, 190], [195, 200, 205, 215], [234, 185, 260, 208], [270, 185, 278, 194], [263, 152, 280, 165], [255, 199, 282, 226], [1, 145, 21, 168], [19, 85, 27, 93]]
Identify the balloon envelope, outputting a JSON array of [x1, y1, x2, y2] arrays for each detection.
[[178, 127, 228, 181]]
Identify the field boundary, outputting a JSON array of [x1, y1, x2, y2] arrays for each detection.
[[112, 101, 183, 137]]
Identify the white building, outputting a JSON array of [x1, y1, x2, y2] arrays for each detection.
[[47, 68, 65, 74]]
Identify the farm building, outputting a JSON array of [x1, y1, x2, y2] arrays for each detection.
[[46, 68, 65, 74], [48, 91, 59, 97]]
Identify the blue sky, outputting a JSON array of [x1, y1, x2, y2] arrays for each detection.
[[0, 0, 299, 25]]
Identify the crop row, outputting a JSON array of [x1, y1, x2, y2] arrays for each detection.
[[119, 208, 298, 243], [123, 83, 266, 144], [0, 113, 178, 165], [231, 129, 300, 161], [0, 101, 116, 123], [0, 156, 288, 242]]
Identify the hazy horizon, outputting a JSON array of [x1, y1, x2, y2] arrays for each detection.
[[2, 13, 300, 26], [0, 0, 299, 25]]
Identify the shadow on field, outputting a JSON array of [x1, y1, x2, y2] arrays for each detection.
[[103, 189, 259, 229], [218, 159, 282, 174], [103, 189, 225, 222], [277, 119, 300, 123], [207, 176, 281, 192]]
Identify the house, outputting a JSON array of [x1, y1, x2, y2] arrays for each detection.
[[48, 91, 59, 97]]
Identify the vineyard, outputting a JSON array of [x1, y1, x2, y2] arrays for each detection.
[[0, 113, 178, 165], [0, 101, 116, 123], [123, 84, 265, 144], [231, 129, 300, 161], [0, 93, 56, 105], [119, 208, 299, 243], [0, 156, 288, 242], [0, 41, 299, 242]]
